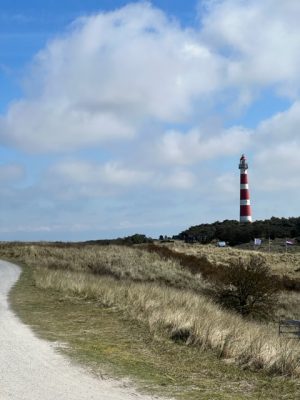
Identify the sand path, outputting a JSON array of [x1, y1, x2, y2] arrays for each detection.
[[0, 260, 160, 400]]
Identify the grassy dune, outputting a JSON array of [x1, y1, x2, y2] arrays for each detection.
[[34, 267, 300, 376], [0, 243, 205, 291], [10, 266, 300, 400], [168, 241, 300, 278], [2, 242, 300, 379]]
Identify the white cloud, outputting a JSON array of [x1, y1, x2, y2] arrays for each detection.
[[49, 160, 151, 189], [157, 168, 196, 190], [215, 172, 236, 196], [257, 101, 300, 143], [248, 101, 300, 191], [0, 2, 225, 153], [254, 143, 300, 191], [0, 99, 135, 152], [156, 126, 251, 165], [46, 159, 199, 197], [201, 0, 300, 95]]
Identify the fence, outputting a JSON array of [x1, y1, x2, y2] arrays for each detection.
[[278, 319, 300, 338]]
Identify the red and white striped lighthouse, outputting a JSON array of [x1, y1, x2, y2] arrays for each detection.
[[239, 154, 252, 223]]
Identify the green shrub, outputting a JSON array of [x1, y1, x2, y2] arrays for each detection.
[[211, 256, 279, 319]]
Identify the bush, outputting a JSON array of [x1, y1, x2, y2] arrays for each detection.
[[211, 256, 279, 319]]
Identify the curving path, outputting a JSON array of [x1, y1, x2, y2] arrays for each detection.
[[0, 260, 160, 400]]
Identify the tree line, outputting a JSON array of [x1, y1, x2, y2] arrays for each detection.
[[175, 217, 300, 245]]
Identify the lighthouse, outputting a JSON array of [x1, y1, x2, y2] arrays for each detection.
[[239, 154, 252, 223]]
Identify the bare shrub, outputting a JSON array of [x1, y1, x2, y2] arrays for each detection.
[[210, 256, 279, 319]]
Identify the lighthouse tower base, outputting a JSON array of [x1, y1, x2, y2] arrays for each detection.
[[240, 215, 252, 223]]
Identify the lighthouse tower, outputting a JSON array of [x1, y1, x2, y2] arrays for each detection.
[[239, 154, 252, 223]]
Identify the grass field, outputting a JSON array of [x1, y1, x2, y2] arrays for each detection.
[[166, 241, 300, 278], [2, 242, 300, 399]]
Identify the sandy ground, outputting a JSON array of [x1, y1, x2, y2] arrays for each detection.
[[0, 260, 161, 400]]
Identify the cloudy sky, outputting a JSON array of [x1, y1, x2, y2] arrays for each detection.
[[0, 0, 299, 240]]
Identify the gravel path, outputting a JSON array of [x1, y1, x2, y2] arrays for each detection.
[[0, 260, 160, 400]]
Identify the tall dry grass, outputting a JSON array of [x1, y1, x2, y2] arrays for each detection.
[[33, 267, 300, 377], [1, 242, 300, 377], [169, 241, 300, 278], [0, 243, 205, 291], [277, 291, 300, 320]]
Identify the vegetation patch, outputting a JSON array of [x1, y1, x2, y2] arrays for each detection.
[[161, 242, 300, 290], [3, 243, 300, 376], [176, 217, 300, 246], [208, 256, 279, 319], [9, 262, 300, 400]]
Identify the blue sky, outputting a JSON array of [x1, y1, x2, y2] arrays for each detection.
[[0, 0, 299, 240]]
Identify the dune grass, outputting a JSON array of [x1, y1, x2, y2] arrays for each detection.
[[9, 264, 300, 400], [2, 242, 300, 378], [0, 243, 205, 291], [33, 267, 300, 377], [169, 241, 300, 278]]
